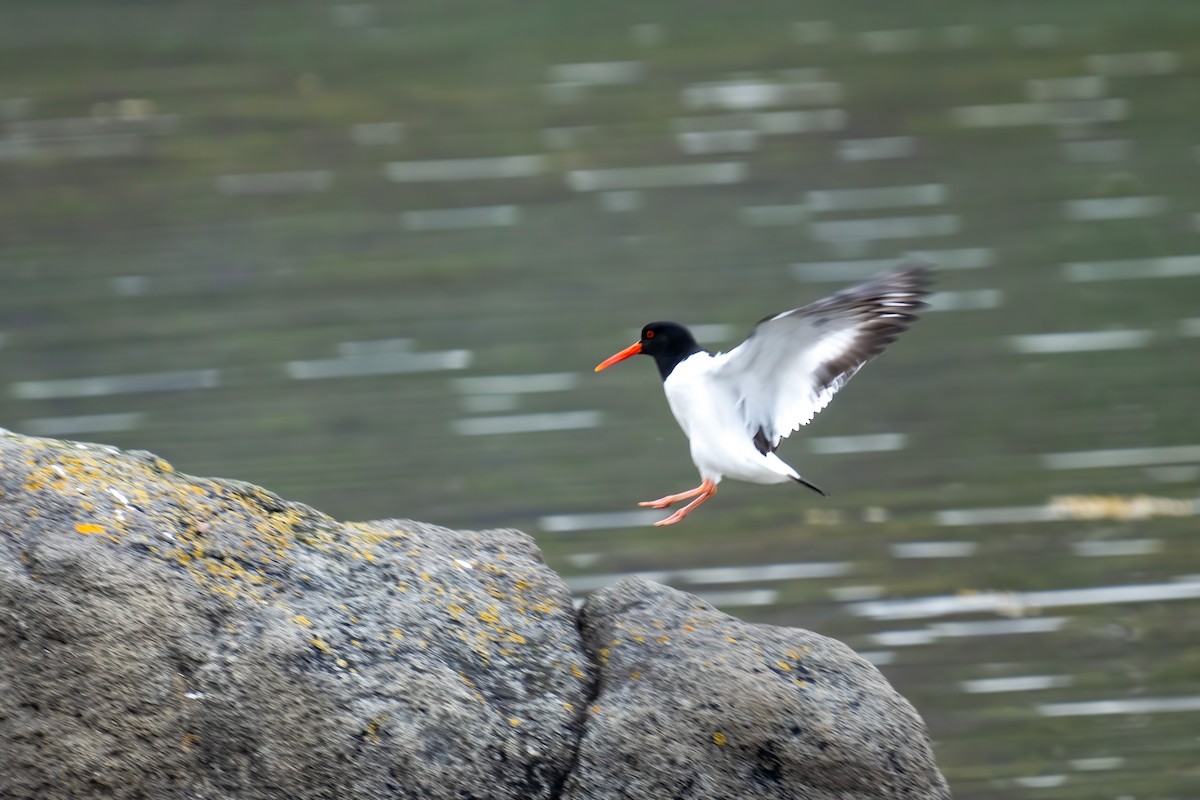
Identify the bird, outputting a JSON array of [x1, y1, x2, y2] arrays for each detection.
[[593, 264, 931, 526]]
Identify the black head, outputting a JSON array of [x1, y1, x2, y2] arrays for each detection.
[[595, 321, 704, 380]]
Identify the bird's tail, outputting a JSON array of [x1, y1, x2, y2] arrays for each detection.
[[790, 474, 828, 497]]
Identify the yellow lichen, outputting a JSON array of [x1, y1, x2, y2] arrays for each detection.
[[292, 615, 313, 627], [74, 523, 106, 535], [363, 714, 386, 743], [712, 731, 727, 746]]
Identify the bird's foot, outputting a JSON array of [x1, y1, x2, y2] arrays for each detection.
[[638, 484, 707, 509], [652, 508, 690, 526], [638, 496, 682, 509], [649, 481, 717, 526]]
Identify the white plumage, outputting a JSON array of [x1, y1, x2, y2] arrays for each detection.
[[595, 264, 931, 525]]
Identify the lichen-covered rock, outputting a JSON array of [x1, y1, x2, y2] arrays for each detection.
[[563, 578, 951, 800], [0, 430, 591, 800], [0, 430, 949, 799]]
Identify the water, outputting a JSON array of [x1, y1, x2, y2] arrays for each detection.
[[2, 2, 1200, 796]]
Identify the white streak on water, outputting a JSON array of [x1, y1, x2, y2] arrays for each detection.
[[853, 579, 1200, 621], [694, 589, 779, 608], [453, 411, 601, 436], [837, 136, 915, 162], [287, 351, 471, 379], [1064, 255, 1200, 282], [1072, 539, 1161, 557], [1064, 196, 1166, 221], [21, 412, 146, 436], [560, 561, 850, 590], [454, 373, 578, 395], [1042, 445, 1200, 469], [937, 505, 1056, 526], [13, 369, 219, 399], [809, 433, 907, 455], [807, 183, 946, 212], [871, 617, 1069, 646], [1010, 329, 1152, 353], [1039, 696, 1200, 717], [682, 80, 843, 110], [1013, 775, 1067, 789], [401, 206, 520, 230], [385, 155, 545, 182], [1070, 757, 1125, 771], [891, 541, 978, 559], [950, 99, 1126, 127], [567, 163, 745, 191], [961, 675, 1074, 694], [925, 289, 1003, 311], [541, 511, 664, 533]]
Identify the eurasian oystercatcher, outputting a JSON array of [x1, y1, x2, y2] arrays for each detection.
[[594, 264, 931, 526]]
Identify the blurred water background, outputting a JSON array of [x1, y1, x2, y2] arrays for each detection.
[[3, 1, 1200, 796]]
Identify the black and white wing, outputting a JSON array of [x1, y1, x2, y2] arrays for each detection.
[[712, 264, 931, 454]]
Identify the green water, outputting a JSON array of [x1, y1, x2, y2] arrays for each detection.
[[2, 2, 1200, 795]]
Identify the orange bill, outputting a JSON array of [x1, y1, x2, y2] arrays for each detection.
[[594, 342, 642, 372]]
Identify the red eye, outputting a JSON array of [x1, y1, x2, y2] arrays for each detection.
[[645, 330, 655, 338]]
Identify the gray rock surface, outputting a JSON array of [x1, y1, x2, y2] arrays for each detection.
[[563, 578, 951, 799], [0, 430, 949, 799]]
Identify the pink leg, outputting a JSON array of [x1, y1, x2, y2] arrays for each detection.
[[652, 480, 717, 526], [638, 482, 709, 509]]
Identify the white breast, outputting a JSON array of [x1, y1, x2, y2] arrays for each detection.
[[662, 353, 798, 485]]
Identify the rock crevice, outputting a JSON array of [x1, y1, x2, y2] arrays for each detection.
[[0, 430, 949, 799]]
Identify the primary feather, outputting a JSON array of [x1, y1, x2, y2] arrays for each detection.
[[712, 264, 931, 454]]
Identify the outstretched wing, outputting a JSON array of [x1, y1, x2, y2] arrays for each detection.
[[712, 264, 931, 454]]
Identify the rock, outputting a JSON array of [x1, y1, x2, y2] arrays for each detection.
[[0, 430, 949, 799], [563, 579, 951, 799], [0, 431, 592, 799]]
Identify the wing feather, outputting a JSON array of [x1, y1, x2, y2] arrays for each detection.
[[713, 263, 931, 453]]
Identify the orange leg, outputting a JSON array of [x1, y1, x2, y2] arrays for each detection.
[[638, 482, 709, 509], [650, 479, 717, 527]]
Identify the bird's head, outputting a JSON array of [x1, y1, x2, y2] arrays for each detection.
[[595, 322, 703, 379]]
